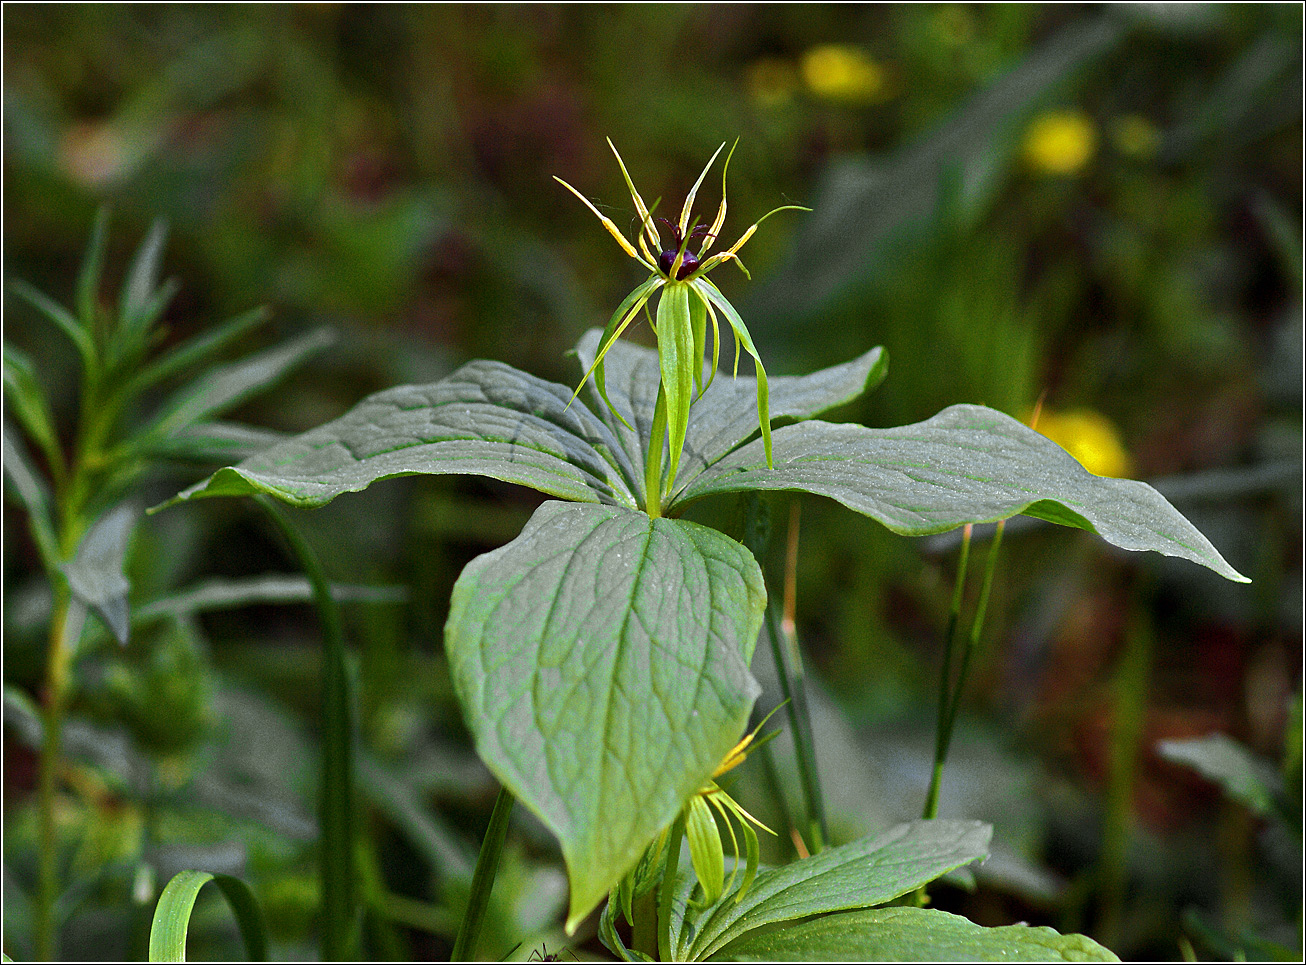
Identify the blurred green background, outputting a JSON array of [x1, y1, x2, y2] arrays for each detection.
[[3, 4, 1301, 961]]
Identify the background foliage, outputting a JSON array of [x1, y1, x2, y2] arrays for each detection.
[[4, 4, 1301, 961]]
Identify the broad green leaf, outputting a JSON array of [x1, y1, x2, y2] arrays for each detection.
[[1156, 733, 1283, 819], [712, 906, 1119, 962], [149, 869, 268, 962], [445, 500, 766, 931], [2, 345, 60, 470], [679, 819, 991, 961], [143, 328, 335, 438], [574, 329, 887, 489], [676, 408, 1246, 583], [61, 501, 137, 645], [157, 359, 638, 512]]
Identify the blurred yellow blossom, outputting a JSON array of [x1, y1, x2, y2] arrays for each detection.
[[1030, 407, 1133, 478], [1111, 114, 1162, 159], [801, 45, 888, 104], [1022, 109, 1097, 175], [746, 57, 799, 108]]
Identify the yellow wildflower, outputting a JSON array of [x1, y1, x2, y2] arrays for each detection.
[[801, 45, 887, 105], [1030, 407, 1132, 478], [1022, 109, 1097, 176]]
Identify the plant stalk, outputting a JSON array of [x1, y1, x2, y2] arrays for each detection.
[[453, 785, 515, 962], [742, 494, 827, 852], [34, 590, 86, 961], [645, 383, 668, 519], [923, 525, 972, 821], [255, 497, 358, 960], [657, 811, 687, 962]]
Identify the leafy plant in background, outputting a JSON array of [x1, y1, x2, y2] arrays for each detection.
[[154, 144, 1247, 962], [2, 214, 349, 961]]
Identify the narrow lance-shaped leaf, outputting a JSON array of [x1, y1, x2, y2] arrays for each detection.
[[2, 345, 61, 473], [658, 282, 696, 494], [676, 408, 1247, 583], [445, 500, 766, 931], [142, 328, 335, 439], [691, 278, 772, 469], [124, 306, 272, 398], [120, 218, 169, 336], [9, 279, 96, 372]]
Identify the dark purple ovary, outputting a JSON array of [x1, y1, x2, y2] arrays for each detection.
[[659, 248, 700, 279]]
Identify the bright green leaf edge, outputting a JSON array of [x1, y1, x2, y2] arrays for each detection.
[[675, 410, 1247, 583], [678, 819, 991, 961], [711, 906, 1119, 962], [148, 869, 268, 962], [444, 500, 767, 932]]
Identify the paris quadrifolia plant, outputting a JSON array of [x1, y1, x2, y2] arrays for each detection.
[[555, 138, 807, 517], [143, 140, 1246, 961]]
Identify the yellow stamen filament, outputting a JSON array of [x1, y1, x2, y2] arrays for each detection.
[[608, 138, 662, 252], [553, 176, 652, 269], [678, 141, 726, 235]]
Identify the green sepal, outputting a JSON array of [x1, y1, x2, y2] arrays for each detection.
[[690, 283, 708, 398], [691, 278, 772, 468], [575, 274, 663, 430], [686, 794, 725, 908], [656, 281, 695, 492]]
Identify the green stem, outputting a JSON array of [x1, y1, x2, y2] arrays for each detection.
[[1098, 601, 1152, 950], [657, 811, 687, 963], [453, 785, 515, 962], [741, 494, 827, 851], [34, 591, 85, 961], [254, 497, 357, 961], [645, 383, 667, 519], [923, 526, 972, 821], [631, 887, 658, 959], [764, 601, 826, 851]]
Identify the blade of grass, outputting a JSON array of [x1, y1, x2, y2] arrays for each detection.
[[253, 496, 357, 960], [452, 785, 515, 961], [148, 869, 268, 962]]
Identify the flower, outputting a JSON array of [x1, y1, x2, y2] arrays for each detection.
[[681, 718, 777, 907], [555, 141, 807, 489], [800, 45, 887, 104], [1022, 109, 1097, 176], [1030, 407, 1132, 478]]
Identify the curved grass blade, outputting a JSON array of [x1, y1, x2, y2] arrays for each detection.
[[148, 870, 267, 962]]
